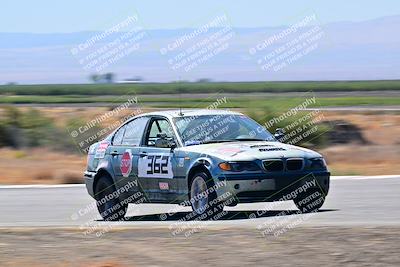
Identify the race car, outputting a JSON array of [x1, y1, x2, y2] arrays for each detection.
[[84, 109, 330, 221]]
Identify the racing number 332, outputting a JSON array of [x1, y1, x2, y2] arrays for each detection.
[[138, 153, 174, 179]]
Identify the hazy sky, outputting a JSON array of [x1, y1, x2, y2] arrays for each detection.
[[1, 0, 400, 32]]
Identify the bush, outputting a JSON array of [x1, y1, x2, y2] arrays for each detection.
[[0, 106, 76, 151], [247, 105, 328, 148]]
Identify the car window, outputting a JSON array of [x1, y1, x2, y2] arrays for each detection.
[[146, 118, 175, 146], [112, 125, 126, 145], [174, 115, 275, 144], [121, 117, 149, 146]]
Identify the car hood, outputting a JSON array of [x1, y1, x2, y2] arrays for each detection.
[[180, 141, 322, 161]]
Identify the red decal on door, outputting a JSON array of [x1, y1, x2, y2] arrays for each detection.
[[120, 150, 132, 177]]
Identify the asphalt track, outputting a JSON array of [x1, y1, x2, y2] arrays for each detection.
[[0, 176, 399, 228]]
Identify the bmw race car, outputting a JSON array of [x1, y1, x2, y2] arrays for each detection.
[[84, 109, 330, 221]]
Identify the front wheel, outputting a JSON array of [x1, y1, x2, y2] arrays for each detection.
[[189, 172, 223, 220], [94, 175, 128, 221], [293, 189, 325, 213]]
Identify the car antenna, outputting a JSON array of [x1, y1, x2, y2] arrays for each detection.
[[178, 76, 184, 116]]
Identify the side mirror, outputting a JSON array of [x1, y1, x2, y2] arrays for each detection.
[[155, 133, 177, 150], [274, 128, 285, 142], [169, 140, 177, 151]]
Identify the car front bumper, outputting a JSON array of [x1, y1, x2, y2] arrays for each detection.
[[215, 171, 330, 203], [84, 170, 96, 198]]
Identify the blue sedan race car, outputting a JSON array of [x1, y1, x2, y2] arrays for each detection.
[[84, 109, 330, 221]]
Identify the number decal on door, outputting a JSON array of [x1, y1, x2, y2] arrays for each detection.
[[160, 156, 169, 174], [139, 153, 173, 178], [146, 155, 154, 174]]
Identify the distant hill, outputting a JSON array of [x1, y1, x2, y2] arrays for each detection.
[[0, 15, 399, 84]]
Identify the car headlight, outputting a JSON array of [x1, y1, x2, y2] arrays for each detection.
[[218, 161, 260, 172], [307, 158, 327, 170]]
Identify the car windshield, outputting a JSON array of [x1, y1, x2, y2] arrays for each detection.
[[174, 114, 275, 146]]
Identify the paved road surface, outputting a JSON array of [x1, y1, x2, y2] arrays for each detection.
[[0, 176, 399, 228]]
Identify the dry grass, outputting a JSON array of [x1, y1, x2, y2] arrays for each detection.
[[322, 145, 399, 175], [0, 148, 85, 184], [320, 112, 400, 175], [0, 109, 398, 184], [322, 112, 400, 145]]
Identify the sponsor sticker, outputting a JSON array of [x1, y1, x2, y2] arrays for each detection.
[[120, 149, 133, 177], [94, 142, 109, 159], [178, 158, 185, 168], [159, 182, 169, 190]]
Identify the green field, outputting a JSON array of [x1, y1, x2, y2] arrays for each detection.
[[0, 81, 397, 108], [1, 80, 400, 96], [0, 95, 398, 108]]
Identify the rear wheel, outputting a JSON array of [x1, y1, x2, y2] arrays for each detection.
[[189, 172, 223, 220], [94, 175, 128, 221], [293, 189, 325, 213]]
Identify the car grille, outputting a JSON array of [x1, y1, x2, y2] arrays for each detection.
[[286, 159, 304, 171], [263, 160, 284, 171], [263, 158, 304, 172]]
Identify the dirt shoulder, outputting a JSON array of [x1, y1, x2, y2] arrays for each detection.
[[0, 227, 398, 266]]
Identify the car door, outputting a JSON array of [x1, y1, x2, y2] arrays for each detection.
[[137, 116, 182, 202], [109, 117, 149, 192]]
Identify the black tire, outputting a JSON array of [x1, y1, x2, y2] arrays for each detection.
[[293, 189, 325, 213], [189, 172, 224, 220], [94, 175, 128, 221]]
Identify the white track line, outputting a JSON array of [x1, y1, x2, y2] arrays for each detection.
[[0, 175, 398, 189], [331, 175, 399, 180], [0, 184, 85, 189]]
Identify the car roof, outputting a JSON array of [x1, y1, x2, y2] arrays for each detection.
[[139, 109, 243, 119]]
